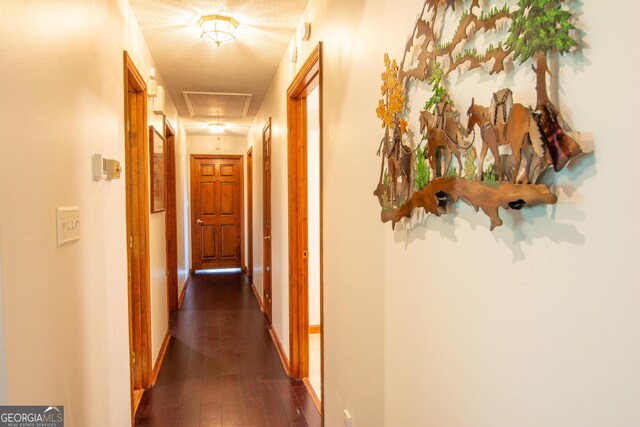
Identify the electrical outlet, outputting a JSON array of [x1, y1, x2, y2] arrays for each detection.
[[56, 207, 80, 247]]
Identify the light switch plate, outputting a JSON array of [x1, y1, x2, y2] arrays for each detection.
[[57, 207, 80, 247]]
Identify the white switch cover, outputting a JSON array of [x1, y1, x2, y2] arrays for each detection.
[[92, 153, 106, 181], [57, 207, 80, 247]]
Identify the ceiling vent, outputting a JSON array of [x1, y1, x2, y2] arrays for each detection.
[[183, 91, 252, 119]]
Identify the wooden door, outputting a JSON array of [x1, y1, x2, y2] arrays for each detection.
[[263, 119, 273, 324], [247, 147, 254, 282], [191, 155, 243, 270], [124, 51, 152, 419], [126, 87, 144, 400]]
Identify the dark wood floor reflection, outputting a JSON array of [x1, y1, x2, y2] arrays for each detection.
[[135, 272, 322, 427]]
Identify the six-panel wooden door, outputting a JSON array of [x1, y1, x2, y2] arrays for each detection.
[[191, 155, 243, 270]]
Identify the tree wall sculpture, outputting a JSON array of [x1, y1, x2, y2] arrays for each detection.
[[374, 0, 585, 230]]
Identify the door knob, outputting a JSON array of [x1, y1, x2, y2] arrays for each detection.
[[196, 219, 203, 224]]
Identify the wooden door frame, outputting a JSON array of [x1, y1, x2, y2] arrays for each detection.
[[189, 154, 245, 271], [262, 118, 273, 324], [123, 51, 152, 422], [247, 147, 254, 282], [286, 43, 324, 413], [164, 118, 178, 314]]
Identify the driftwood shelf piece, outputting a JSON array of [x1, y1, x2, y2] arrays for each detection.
[[380, 178, 557, 230]]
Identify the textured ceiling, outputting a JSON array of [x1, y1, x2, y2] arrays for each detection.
[[130, 0, 308, 135]]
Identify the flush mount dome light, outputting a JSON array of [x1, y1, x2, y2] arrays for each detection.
[[209, 123, 225, 134], [200, 14, 238, 46]]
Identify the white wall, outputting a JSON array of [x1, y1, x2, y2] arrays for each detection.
[[176, 124, 190, 294], [248, 51, 313, 362], [147, 88, 169, 370], [188, 135, 248, 157], [248, 1, 388, 425], [249, 1, 640, 426], [126, 8, 191, 367], [0, 1, 188, 424]]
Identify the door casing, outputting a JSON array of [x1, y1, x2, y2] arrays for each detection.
[[263, 119, 273, 324], [164, 118, 179, 314], [247, 147, 254, 282], [189, 154, 244, 271], [286, 43, 324, 414], [123, 51, 152, 423]]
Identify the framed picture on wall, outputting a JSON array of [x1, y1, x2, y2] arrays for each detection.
[[149, 125, 165, 213]]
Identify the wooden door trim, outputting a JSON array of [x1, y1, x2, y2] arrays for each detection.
[[164, 118, 179, 314], [286, 43, 324, 416], [262, 118, 273, 324], [287, 46, 320, 99], [189, 154, 245, 271], [247, 147, 254, 282], [123, 51, 152, 423]]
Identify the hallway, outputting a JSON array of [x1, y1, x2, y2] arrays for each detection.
[[135, 272, 321, 427]]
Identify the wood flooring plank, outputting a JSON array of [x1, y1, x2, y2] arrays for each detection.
[[221, 400, 245, 426], [258, 377, 289, 426], [240, 375, 260, 399], [201, 377, 222, 404], [200, 402, 222, 427], [243, 397, 268, 426], [181, 378, 203, 411], [220, 374, 243, 402]]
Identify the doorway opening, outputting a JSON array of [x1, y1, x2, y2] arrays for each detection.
[[305, 84, 321, 402], [247, 146, 254, 283], [286, 43, 324, 415], [164, 118, 179, 318], [123, 51, 153, 420], [189, 155, 244, 271], [262, 119, 273, 324]]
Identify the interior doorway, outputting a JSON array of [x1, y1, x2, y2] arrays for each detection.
[[286, 44, 324, 414], [305, 84, 322, 402], [247, 147, 254, 282], [262, 119, 273, 324], [123, 51, 153, 420], [164, 118, 179, 315], [190, 155, 244, 271]]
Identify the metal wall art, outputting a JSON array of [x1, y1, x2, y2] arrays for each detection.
[[374, 0, 584, 230]]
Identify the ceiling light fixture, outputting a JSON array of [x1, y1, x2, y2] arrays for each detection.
[[209, 123, 225, 134], [209, 96, 225, 134], [200, 14, 238, 46]]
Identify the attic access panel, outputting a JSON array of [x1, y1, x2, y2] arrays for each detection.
[[183, 91, 252, 119]]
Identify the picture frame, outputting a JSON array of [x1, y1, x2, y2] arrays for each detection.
[[149, 125, 166, 213]]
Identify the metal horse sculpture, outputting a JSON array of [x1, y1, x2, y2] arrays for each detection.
[[385, 124, 413, 206], [466, 97, 545, 183], [419, 104, 474, 177]]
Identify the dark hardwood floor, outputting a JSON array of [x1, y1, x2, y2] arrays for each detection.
[[135, 272, 322, 427]]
